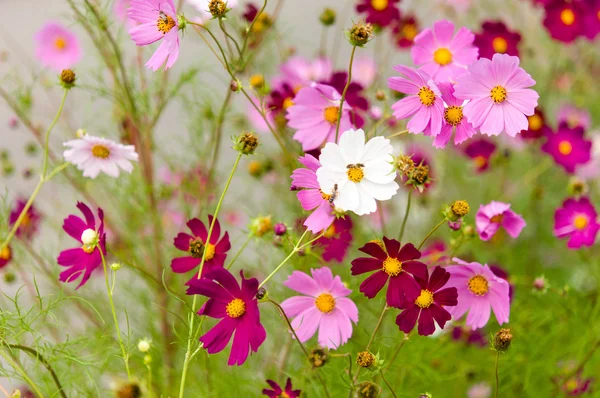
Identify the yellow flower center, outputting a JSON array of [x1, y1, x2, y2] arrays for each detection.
[[278, 393, 290, 398], [444, 106, 463, 126], [492, 37, 508, 54], [283, 97, 294, 110], [401, 24, 418, 41], [323, 106, 339, 124], [382, 257, 402, 276], [21, 213, 31, 227], [417, 87, 436, 106], [54, 37, 66, 50], [433, 48, 453, 66], [226, 298, 246, 318], [560, 8, 575, 26], [415, 289, 434, 309], [573, 215, 588, 230], [474, 156, 487, 169], [490, 86, 507, 103], [320, 190, 332, 202], [0, 246, 11, 260], [157, 13, 176, 34], [204, 243, 216, 260], [81, 244, 95, 254], [347, 165, 364, 183], [558, 141, 573, 155], [249, 74, 264, 88], [324, 224, 336, 238], [491, 214, 504, 224], [91, 144, 110, 159], [528, 113, 543, 131], [315, 293, 336, 313], [468, 275, 489, 296], [371, 0, 388, 11]]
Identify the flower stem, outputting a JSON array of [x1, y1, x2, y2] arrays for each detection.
[[352, 304, 388, 383], [226, 234, 252, 270], [0, 350, 45, 398], [100, 249, 131, 379], [380, 370, 398, 398], [383, 333, 409, 372], [417, 219, 446, 250], [41, 89, 68, 177], [334, 46, 357, 144], [398, 190, 412, 241], [494, 351, 500, 398]]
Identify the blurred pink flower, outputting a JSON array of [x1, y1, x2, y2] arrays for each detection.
[[557, 104, 591, 130], [554, 197, 600, 249], [351, 56, 377, 88], [279, 56, 332, 90], [114, 0, 135, 27], [35, 22, 82, 71], [476, 201, 526, 241], [474, 21, 522, 60], [356, 0, 401, 27], [9, 198, 42, 241]]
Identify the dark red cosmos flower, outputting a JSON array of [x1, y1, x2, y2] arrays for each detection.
[[464, 138, 497, 173], [451, 325, 488, 347], [351, 237, 427, 308], [262, 378, 301, 398], [243, 3, 260, 22], [583, 0, 600, 40], [392, 15, 419, 49], [267, 82, 296, 128], [315, 216, 353, 263], [187, 268, 266, 366], [474, 20, 522, 59], [556, 370, 594, 396], [521, 107, 549, 141], [171, 216, 231, 284], [543, 0, 587, 42], [356, 0, 401, 28], [395, 266, 457, 336], [320, 71, 369, 128], [9, 198, 42, 241]]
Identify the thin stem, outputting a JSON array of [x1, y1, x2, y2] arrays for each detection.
[[352, 304, 388, 383], [41, 89, 68, 177], [417, 219, 446, 251], [208, 89, 234, 181], [219, 19, 243, 59], [385, 129, 409, 139], [334, 46, 357, 143], [384, 333, 409, 371], [146, 363, 153, 398], [99, 250, 131, 379], [258, 230, 309, 289], [574, 338, 600, 375], [1, 178, 43, 253], [0, 350, 44, 398], [240, 0, 268, 59], [398, 190, 412, 241], [380, 370, 398, 398], [494, 351, 500, 398], [226, 234, 252, 270]]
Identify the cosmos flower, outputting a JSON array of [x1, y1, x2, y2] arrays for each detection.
[[355, 0, 401, 27], [128, 0, 180, 71], [576, 133, 600, 181], [171, 216, 231, 283], [520, 107, 548, 140], [351, 238, 427, 308], [474, 21, 522, 59], [281, 267, 358, 350], [557, 104, 592, 130], [489, 265, 514, 302], [433, 82, 477, 148], [63, 135, 139, 179], [0, 245, 12, 268], [557, 370, 594, 396], [583, 0, 600, 40], [411, 19, 479, 82], [9, 198, 42, 241], [454, 53, 539, 137], [351, 56, 377, 88], [451, 325, 488, 347], [315, 216, 353, 263], [421, 240, 448, 265], [265, 82, 296, 128], [445, 258, 510, 330], [57, 202, 106, 288], [262, 378, 301, 398], [286, 83, 354, 151], [279, 56, 332, 90], [396, 266, 458, 336], [388, 65, 444, 137], [476, 201, 526, 241], [542, 0, 586, 42], [464, 138, 496, 173], [321, 71, 369, 128], [187, 0, 238, 23], [290, 154, 335, 233], [554, 197, 600, 249], [186, 268, 266, 366], [35, 22, 82, 71], [541, 123, 592, 173], [316, 129, 399, 216], [392, 15, 419, 49]]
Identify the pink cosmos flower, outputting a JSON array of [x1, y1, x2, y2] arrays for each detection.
[[454, 54, 539, 137], [464, 138, 496, 173], [9, 198, 42, 241], [279, 56, 332, 90], [557, 104, 592, 130], [290, 154, 335, 233], [355, 0, 401, 27], [35, 22, 82, 71], [128, 0, 180, 71], [541, 123, 592, 174], [186, 268, 266, 366], [281, 267, 358, 350], [315, 216, 353, 263], [554, 197, 600, 249], [476, 201, 526, 241], [446, 258, 510, 330], [262, 378, 301, 398], [474, 21, 522, 60], [421, 240, 448, 265], [434, 82, 477, 148], [286, 83, 354, 151], [57, 202, 106, 289], [412, 20, 479, 83], [388, 65, 444, 137], [171, 216, 231, 284]]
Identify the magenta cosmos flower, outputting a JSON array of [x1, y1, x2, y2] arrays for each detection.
[[35, 22, 82, 71], [281, 267, 358, 349], [392, 15, 419, 49], [541, 123, 592, 174], [554, 197, 600, 249], [583, 0, 600, 40], [396, 266, 458, 336], [433, 82, 477, 148], [411, 20, 479, 83], [128, 0, 180, 71], [262, 378, 301, 398], [474, 21, 522, 60], [543, 0, 587, 42], [351, 238, 427, 308], [356, 0, 401, 27], [186, 268, 266, 366], [9, 198, 42, 241], [290, 154, 335, 233], [454, 53, 539, 137], [57, 202, 106, 288], [445, 258, 510, 329], [464, 138, 496, 173], [315, 216, 353, 263], [476, 201, 526, 241], [286, 83, 354, 151], [171, 216, 231, 283], [388, 66, 444, 137]]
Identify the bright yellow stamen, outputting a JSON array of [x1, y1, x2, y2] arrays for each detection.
[[0, 246, 11, 260], [278, 393, 291, 398], [226, 298, 246, 318], [204, 243, 216, 261], [157, 14, 176, 34], [324, 224, 336, 238], [444, 106, 463, 126], [20, 213, 31, 227], [371, 0, 388, 11], [560, 9, 575, 26], [565, 378, 579, 392], [433, 48, 453, 66], [347, 166, 364, 183], [558, 141, 573, 155], [468, 275, 489, 296], [491, 214, 504, 224], [528, 113, 543, 131], [474, 155, 487, 169], [415, 289, 434, 309], [323, 106, 339, 124], [249, 74, 264, 88], [54, 37, 66, 50], [492, 37, 508, 54], [320, 190, 332, 202], [573, 215, 588, 230], [382, 257, 402, 276], [401, 24, 418, 41], [417, 87, 435, 106], [315, 293, 336, 313], [81, 244, 95, 254], [490, 86, 507, 103], [283, 97, 294, 110], [91, 144, 110, 159]]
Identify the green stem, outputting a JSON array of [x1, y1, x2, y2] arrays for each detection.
[[384, 333, 409, 372], [417, 219, 446, 251], [334, 46, 357, 144], [42, 90, 68, 177], [239, 0, 268, 59], [494, 351, 500, 398], [0, 350, 45, 398], [352, 304, 388, 383], [258, 230, 310, 289], [398, 190, 412, 241], [219, 19, 242, 59], [226, 234, 252, 270], [380, 370, 398, 398]]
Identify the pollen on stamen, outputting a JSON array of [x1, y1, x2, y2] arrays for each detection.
[[418, 87, 436, 106], [157, 14, 176, 34], [226, 298, 246, 318], [382, 257, 402, 276], [468, 275, 489, 296], [315, 293, 336, 313], [91, 144, 110, 159], [490, 86, 507, 103], [347, 166, 364, 183], [444, 106, 463, 126], [323, 106, 339, 124]]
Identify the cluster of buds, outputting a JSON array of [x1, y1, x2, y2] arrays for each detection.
[[492, 328, 513, 352], [346, 21, 373, 47], [444, 200, 470, 230], [249, 215, 272, 237], [234, 132, 259, 155], [309, 347, 328, 368], [395, 155, 432, 193]]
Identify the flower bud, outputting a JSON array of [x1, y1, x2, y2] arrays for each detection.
[[4, 272, 16, 284], [81, 228, 98, 246], [375, 89, 387, 101], [357, 381, 381, 398], [451, 200, 470, 218], [60, 69, 76, 89], [274, 223, 287, 236], [256, 287, 267, 300], [346, 22, 373, 47], [462, 224, 476, 238], [319, 8, 336, 26], [76, 128, 87, 138], [356, 351, 375, 368], [448, 219, 462, 231], [249, 215, 272, 237], [249, 74, 265, 89], [309, 347, 329, 368], [138, 338, 151, 353], [568, 177, 588, 196], [492, 328, 513, 352], [234, 132, 259, 155], [394, 155, 415, 176], [144, 354, 152, 365], [115, 382, 142, 398], [230, 79, 241, 92], [533, 276, 549, 294], [208, 0, 229, 18], [419, 394, 433, 398], [110, 262, 122, 271]]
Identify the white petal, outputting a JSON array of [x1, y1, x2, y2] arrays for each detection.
[[362, 136, 393, 163], [334, 181, 359, 212], [338, 128, 365, 164], [316, 167, 346, 193], [319, 143, 346, 172], [359, 179, 399, 201], [364, 160, 396, 184], [353, 184, 377, 215]]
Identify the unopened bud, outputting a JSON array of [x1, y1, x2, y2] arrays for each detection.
[[60, 69, 76, 89], [208, 0, 228, 18], [309, 347, 328, 368], [451, 200, 470, 218], [319, 8, 336, 26], [138, 338, 151, 353], [357, 381, 381, 398], [347, 22, 373, 47], [234, 132, 259, 155], [110, 262, 121, 271], [256, 287, 267, 300], [144, 354, 152, 365], [76, 128, 87, 138], [274, 223, 287, 236], [230, 79, 241, 92], [356, 351, 375, 368], [568, 178, 588, 196], [375, 89, 386, 101], [249, 215, 272, 237], [492, 328, 513, 352]]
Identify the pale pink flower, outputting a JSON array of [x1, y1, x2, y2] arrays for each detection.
[[35, 22, 82, 71], [433, 81, 477, 148], [352, 56, 377, 88], [114, 0, 135, 27], [476, 201, 526, 241], [279, 56, 332, 90]]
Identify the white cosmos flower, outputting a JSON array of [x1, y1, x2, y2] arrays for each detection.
[[63, 135, 139, 179], [316, 128, 399, 216]]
